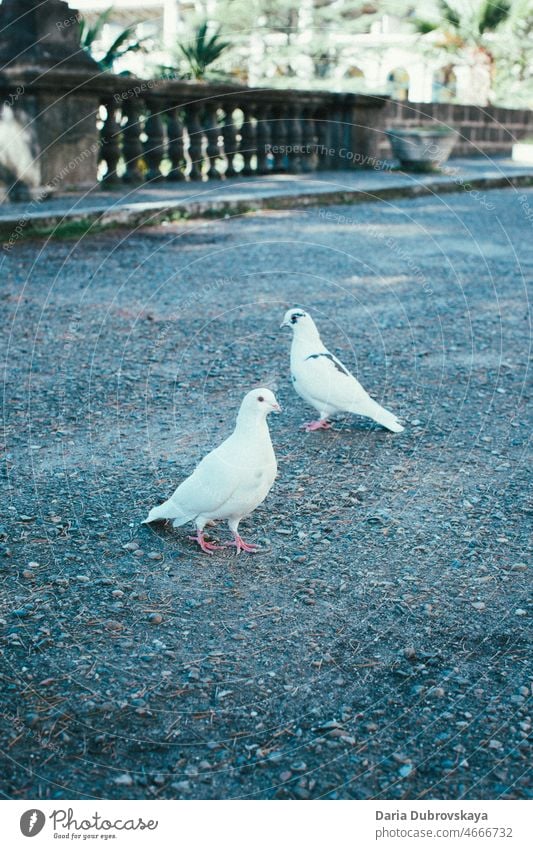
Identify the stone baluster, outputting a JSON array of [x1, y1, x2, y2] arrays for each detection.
[[286, 104, 302, 173], [314, 108, 330, 170], [221, 103, 238, 178], [271, 105, 287, 172], [122, 98, 144, 183], [240, 104, 256, 176], [328, 104, 343, 170], [254, 103, 271, 174], [301, 107, 317, 172], [205, 103, 222, 180], [100, 97, 122, 185], [144, 100, 165, 181], [166, 106, 185, 181], [186, 104, 204, 180]]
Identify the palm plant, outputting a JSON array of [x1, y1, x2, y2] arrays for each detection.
[[415, 0, 511, 40], [490, 0, 533, 106], [411, 0, 516, 103], [414, 1, 512, 63], [178, 21, 231, 80], [79, 7, 147, 72]]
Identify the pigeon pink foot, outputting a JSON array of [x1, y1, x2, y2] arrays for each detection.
[[301, 419, 332, 432], [224, 533, 260, 554], [188, 531, 223, 554]]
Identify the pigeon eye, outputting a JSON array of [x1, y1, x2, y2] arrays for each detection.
[[258, 395, 264, 402], [291, 315, 297, 324]]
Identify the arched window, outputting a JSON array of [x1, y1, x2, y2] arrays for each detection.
[[387, 67, 409, 101], [432, 66, 457, 102], [344, 66, 364, 80]]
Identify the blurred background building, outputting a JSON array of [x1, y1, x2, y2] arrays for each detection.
[[71, 0, 532, 107]]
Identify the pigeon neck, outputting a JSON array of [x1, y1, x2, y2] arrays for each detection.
[[235, 409, 270, 434], [292, 324, 322, 349]]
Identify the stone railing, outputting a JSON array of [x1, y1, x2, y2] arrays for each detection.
[[0, 66, 388, 199], [96, 78, 388, 186], [2, 63, 532, 202]]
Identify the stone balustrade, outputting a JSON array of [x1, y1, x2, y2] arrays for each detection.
[[95, 78, 388, 186]]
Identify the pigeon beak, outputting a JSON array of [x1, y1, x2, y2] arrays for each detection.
[[272, 402, 281, 413], [279, 321, 289, 329]]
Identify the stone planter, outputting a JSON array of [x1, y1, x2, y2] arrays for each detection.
[[386, 126, 458, 172]]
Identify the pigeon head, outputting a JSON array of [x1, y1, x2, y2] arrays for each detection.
[[238, 388, 281, 423], [280, 307, 308, 328], [280, 308, 320, 340]]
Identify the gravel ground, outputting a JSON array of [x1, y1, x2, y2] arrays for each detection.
[[0, 187, 531, 800]]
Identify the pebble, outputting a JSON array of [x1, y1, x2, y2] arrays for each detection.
[[471, 602, 486, 611], [171, 781, 191, 792], [429, 687, 445, 698], [148, 613, 163, 625], [114, 773, 133, 786], [123, 542, 139, 551], [515, 609, 527, 616]]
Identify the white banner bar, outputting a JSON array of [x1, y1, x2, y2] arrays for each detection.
[[2, 799, 530, 849]]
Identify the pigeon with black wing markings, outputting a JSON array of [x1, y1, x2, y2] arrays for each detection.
[[143, 388, 281, 553], [280, 308, 404, 433]]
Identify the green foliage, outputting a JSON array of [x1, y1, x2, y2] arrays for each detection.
[[412, 0, 514, 40], [491, 0, 533, 106], [479, 0, 512, 33], [409, 0, 530, 104], [79, 6, 147, 72], [439, 1, 461, 30], [177, 21, 231, 80]]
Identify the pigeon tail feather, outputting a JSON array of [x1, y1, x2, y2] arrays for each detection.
[[142, 498, 192, 525], [349, 398, 404, 433]]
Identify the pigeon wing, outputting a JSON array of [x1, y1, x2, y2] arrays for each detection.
[[171, 437, 244, 519], [299, 350, 370, 411]]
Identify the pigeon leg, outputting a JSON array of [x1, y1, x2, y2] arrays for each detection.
[[224, 533, 260, 554], [301, 418, 332, 432], [188, 530, 223, 554]]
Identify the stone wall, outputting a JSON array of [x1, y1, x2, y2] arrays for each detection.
[[378, 99, 533, 159]]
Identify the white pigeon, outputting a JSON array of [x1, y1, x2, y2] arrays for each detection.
[[280, 308, 404, 433], [143, 388, 281, 553]]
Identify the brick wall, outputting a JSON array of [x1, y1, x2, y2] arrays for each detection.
[[378, 100, 533, 159]]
